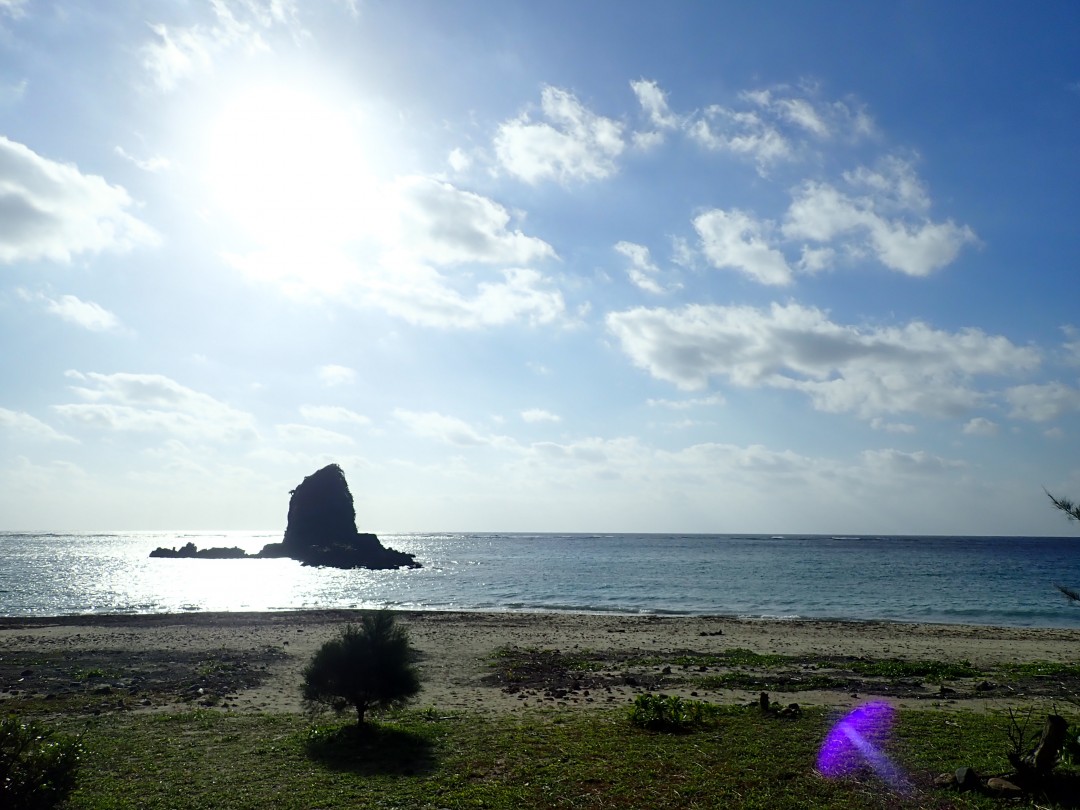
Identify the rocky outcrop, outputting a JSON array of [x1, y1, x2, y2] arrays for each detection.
[[149, 542, 247, 559], [257, 464, 419, 569], [150, 465, 420, 570]]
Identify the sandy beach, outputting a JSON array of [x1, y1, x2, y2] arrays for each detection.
[[1, 611, 1078, 717]]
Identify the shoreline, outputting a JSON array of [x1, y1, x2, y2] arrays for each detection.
[[4, 605, 1080, 631], [2, 610, 1078, 716]]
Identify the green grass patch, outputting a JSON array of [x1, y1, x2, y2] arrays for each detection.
[[46, 705, 1080, 809], [846, 659, 981, 681], [1002, 661, 1080, 679]]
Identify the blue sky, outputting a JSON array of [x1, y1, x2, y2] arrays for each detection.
[[2, 0, 1080, 534]]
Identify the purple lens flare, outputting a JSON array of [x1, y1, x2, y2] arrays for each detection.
[[817, 702, 910, 793]]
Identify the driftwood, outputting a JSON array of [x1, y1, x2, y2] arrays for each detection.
[[1008, 714, 1068, 778]]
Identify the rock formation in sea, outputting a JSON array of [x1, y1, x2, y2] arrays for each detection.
[[148, 542, 248, 560], [257, 464, 419, 569], [150, 464, 420, 570]]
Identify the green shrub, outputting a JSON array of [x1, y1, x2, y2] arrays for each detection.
[[302, 611, 421, 725], [629, 693, 720, 731], [0, 715, 82, 810]]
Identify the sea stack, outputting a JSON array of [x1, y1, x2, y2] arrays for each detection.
[[257, 464, 419, 569]]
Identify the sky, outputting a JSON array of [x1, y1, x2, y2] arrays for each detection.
[[2, 1, 1080, 535]]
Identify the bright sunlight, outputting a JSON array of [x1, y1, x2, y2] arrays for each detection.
[[203, 83, 386, 290]]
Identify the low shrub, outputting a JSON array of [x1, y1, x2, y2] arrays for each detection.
[[629, 693, 721, 731], [0, 715, 82, 810]]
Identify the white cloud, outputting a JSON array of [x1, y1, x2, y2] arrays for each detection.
[[0, 0, 27, 18], [390, 176, 556, 265], [359, 262, 566, 329], [394, 409, 499, 447], [1060, 326, 1080, 366], [606, 302, 1039, 420], [630, 78, 678, 149], [614, 240, 678, 294], [741, 87, 875, 141], [869, 417, 916, 434], [225, 174, 566, 329], [20, 290, 121, 331], [299, 405, 371, 426], [141, 0, 298, 91], [688, 107, 793, 170], [962, 417, 1000, 436], [494, 85, 625, 184], [693, 209, 792, 285], [631, 79, 678, 129], [783, 158, 978, 277], [275, 423, 355, 445], [860, 448, 966, 475], [52, 371, 257, 442], [447, 147, 472, 173], [318, 365, 356, 386], [1005, 382, 1080, 422], [0, 407, 75, 441], [647, 395, 726, 409], [521, 408, 561, 423], [0, 136, 158, 264], [114, 145, 171, 173]]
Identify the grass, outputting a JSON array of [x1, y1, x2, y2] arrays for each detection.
[[846, 659, 981, 681], [46, 705, 1080, 809], [1003, 661, 1080, 679]]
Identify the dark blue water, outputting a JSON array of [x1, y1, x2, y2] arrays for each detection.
[[0, 532, 1078, 627]]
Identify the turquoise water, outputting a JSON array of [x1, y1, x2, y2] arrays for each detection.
[[1, 531, 1078, 627]]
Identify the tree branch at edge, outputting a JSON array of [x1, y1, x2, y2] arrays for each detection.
[[1045, 489, 1080, 522]]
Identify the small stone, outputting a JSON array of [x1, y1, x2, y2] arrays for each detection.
[[985, 777, 1022, 796], [954, 766, 980, 792], [932, 772, 955, 788]]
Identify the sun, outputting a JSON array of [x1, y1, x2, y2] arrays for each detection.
[[202, 83, 387, 287]]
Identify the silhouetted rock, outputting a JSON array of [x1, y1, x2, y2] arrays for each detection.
[[149, 542, 248, 559], [257, 464, 419, 570], [150, 465, 420, 570]]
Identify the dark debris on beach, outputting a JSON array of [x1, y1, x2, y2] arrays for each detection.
[[0, 646, 288, 714], [484, 646, 1080, 708]]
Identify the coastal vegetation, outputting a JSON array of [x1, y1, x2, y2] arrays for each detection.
[[0, 715, 82, 809], [11, 704, 1078, 809], [301, 611, 421, 726]]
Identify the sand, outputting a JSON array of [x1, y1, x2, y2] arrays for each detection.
[[1, 611, 1078, 716]]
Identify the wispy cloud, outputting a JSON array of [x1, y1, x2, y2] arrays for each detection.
[[521, 408, 561, 423], [0, 137, 157, 265], [141, 0, 299, 92], [0, 408, 76, 442], [299, 405, 371, 426], [694, 209, 793, 286], [783, 157, 978, 277], [19, 289, 121, 332], [114, 145, 171, 173], [317, 365, 356, 386], [614, 241, 680, 294], [607, 302, 1038, 420], [495, 86, 625, 184], [53, 371, 257, 442]]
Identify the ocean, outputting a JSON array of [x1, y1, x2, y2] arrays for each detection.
[[1, 532, 1079, 628]]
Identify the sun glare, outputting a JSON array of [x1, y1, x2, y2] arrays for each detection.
[[204, 84, 386, 273]]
